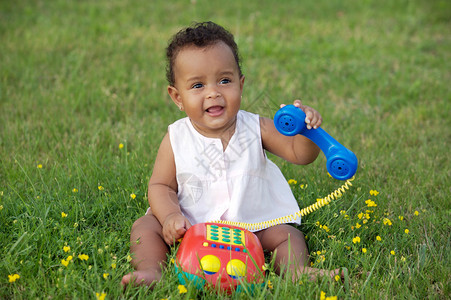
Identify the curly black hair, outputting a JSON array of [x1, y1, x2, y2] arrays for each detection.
[[166, 21, 242, 86]]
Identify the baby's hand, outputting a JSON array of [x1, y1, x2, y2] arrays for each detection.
[[280, 100, 323, 129], [162, 213, 191, 245]]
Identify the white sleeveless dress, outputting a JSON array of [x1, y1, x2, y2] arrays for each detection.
[[168, 110, 301, 231]]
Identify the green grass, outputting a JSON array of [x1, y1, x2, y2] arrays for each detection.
[[1, 0, 450, 298]]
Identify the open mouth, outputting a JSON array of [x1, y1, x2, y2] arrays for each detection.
[[206, 106, 224, 116]]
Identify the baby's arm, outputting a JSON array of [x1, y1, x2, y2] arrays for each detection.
[[148, 133, 191, 245], [261, 100, 322, 164]]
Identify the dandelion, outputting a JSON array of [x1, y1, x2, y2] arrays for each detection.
[[362, 248, 367, 253], [78, 254, 89, 261], [130, 193, 136, 199], [404, 229, 409, 234], [414, 210, 419, 216], [352, 236, 361, 244], [376, 236, 382, 241], [391, 250, 396, 255], [98, 186, 104, 191], [103, 273, 109, 279], [63, 246, 71, 252], [178, 285, 188, 294], [61, 212, 68, 218], [37, 164, 43, 169], [288, 179, 297, 185], [8, 274, 20, 283], [119, 143, 124, 149], [95, 292, 107, 300]]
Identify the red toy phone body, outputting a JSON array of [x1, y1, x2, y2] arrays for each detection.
[[175, 222, 265, 292]]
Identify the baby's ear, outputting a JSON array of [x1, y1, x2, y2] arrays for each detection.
[[167, 85, 183, 110]]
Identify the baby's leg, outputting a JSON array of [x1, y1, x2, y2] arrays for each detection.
[[254, 224, 342, 281], [121, 213, 169, 287]]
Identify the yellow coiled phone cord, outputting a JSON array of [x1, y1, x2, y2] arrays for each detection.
[[211, 176, 355, 231]]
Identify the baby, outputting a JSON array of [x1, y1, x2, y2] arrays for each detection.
[[121, 21, 342, 287]]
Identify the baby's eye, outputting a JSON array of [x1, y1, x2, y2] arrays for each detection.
[[192, 83, 203, 89], [220, 78, 231, 84]]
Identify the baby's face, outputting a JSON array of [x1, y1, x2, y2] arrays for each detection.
[[169, 41, 244, 138]]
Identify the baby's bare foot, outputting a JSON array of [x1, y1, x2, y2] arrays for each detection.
[[121, 270, 162, 288]]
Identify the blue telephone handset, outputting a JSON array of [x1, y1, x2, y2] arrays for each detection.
[[274, 105, 358, 180]]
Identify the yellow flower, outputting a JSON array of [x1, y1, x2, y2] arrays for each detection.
[[365, 199, 377, 207], [78, 254, 89, 261], [401, 256, 406, 262], [404, 229, 409, 234], [61, 259, 69, 267], [119, 143, 124, 149], [0, 205, 3, 210], [130, 193, 136, 199], [362, 248, 367, 253], [414, 210, 419, 216], [61, 212, 68, 218], [66, 255, 73, 261], [340, 210, 346, 215], [300, 184, 307, 189], [95, 292, 107, 300], [370, 190, 379, 196], [267, 279, 273, 289], [37, 164, 43, 169], [320, 291, 338, 300], [288, 179, 297, 185], [63, 246, 70, 252], [127, 255, 132, 262], [398, 215, 404, 221], [8, 274, 20, 283], [111, 262, 117, 269], [355, 223, 361, 229], [383, 218, 392, 226], [352, 236, 361, 244], [334, 274, 341, 282], [178, 285, 188, 294], [391, 250, 396, 255], [376, 236, 382, 241], [72, 188, 78, 193], [103, 273, 109, 279], [98, 186, 104, 191]]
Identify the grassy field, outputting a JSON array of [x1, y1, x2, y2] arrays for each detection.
[[1, 0, 450, 299]]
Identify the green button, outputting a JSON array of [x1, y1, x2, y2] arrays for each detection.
[[221, 227, 230, 231], [211, 236, 219, 240], [222, 238, 230, 243], [211, 225, 219, 228]]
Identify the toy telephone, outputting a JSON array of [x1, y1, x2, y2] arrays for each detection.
[[174, 105, 359, 292], [273, 104, 358, 180], [175, 223, 265, 293]]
